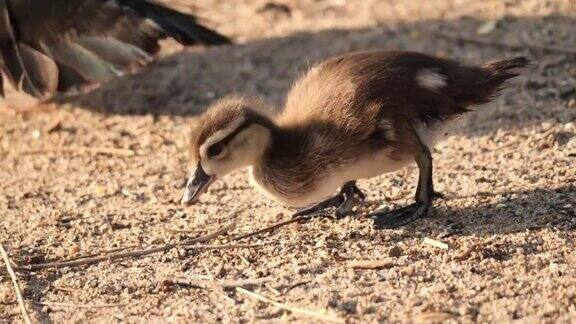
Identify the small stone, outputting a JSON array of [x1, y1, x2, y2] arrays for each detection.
[[388, 245, 403, 257], [541, 121, 554, 131], [567, 98, 576, 109], [68, 243, 80, 256], [31, 129, 41, 139]]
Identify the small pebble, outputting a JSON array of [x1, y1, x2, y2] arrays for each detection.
[[68, 243, 80, 256], [388, 245, 403, 257], [541, 121, 554, 131], [31, 129, 41, 139]]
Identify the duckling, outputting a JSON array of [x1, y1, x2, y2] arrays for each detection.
[[181, 51, 529, 228]]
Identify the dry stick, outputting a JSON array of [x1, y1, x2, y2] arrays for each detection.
[[76, 242, 265, 263], [177, 277, 273, 290], [63, 245, 137, 262], [281, 279, 312, 293], [347, 259, 396, 270], [34, 301, 124, 309], [236, 287, 344, 323], [13, 221, 236, 272], [433, 31, 576, 57], [233, 216, 312, 241], [21, 147, 136, 157], [183, 242, 271, 251], [0, 245, 32, 324]]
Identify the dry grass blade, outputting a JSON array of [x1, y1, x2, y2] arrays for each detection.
[[233, 215, 311, 241], [0, 244, 32, 324], [236, 287, 344, 323], [34, 301, 124, 309], [423, 237, 449, 250], [12, 219, 237, 272], [22, 147, 136, 157]]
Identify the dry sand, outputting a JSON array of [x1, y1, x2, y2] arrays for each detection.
[[1, 0, 575, 322]]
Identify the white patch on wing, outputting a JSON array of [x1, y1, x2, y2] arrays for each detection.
[[416, 69, 447, 91]]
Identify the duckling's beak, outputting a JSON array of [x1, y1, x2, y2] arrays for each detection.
[[181, 164, 214, 206]]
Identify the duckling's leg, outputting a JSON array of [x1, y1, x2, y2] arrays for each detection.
[[293, 181, 365, 218], [371, 144, 435, 229]]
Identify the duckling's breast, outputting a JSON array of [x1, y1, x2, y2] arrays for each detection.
[[247, 148, 412, 208]]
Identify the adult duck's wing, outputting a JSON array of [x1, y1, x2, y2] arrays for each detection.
[[0, 0, 231, 98]]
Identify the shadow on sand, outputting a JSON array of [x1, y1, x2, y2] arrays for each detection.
[[54, 15, 576, 139]]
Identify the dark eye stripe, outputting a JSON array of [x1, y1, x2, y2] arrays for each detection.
[[202, 111, 275, 156], [207, 120, 252, 153]]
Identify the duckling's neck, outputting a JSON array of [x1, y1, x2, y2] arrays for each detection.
[[249, 121, 336, 207]]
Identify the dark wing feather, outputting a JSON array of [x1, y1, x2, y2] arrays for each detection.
[[1, 0, 231, 98], [116, 0, 231, 45], [0, 0, 55, 98], [17, 43, 58, 96]]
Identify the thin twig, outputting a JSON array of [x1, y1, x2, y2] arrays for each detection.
[[347, 259, 396, 269], [236, 287, 344, 323], [0, 245, 32, 324], [233, 215, 312, 241], [12, 220, 236, 272], [34, 301, 124, 309], [279, 279, 312, 293], [21, 147, 136, 157], [52, 285, 81, 293], [176, 277, 273, 290], [433, 31, 576, 57], [63, 245, 137, 262], [183, 242, 271, 250]]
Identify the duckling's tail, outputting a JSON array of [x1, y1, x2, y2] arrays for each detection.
[[482, 57, 531, 85], [474, 56, 531, 104]]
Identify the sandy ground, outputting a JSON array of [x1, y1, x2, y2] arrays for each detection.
[[1, 0, 576, 322]]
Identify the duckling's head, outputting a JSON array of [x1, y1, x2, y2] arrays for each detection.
[[181, 96, 275, 205]]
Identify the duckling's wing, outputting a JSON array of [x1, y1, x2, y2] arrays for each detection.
[[281, 58, 382, 140]]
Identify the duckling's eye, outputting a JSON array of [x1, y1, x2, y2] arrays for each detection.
[[207, 143, 225, 159]]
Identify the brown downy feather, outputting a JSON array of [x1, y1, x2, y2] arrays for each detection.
[[264, 51, 530, 198], [478, 57, 531, 101]]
